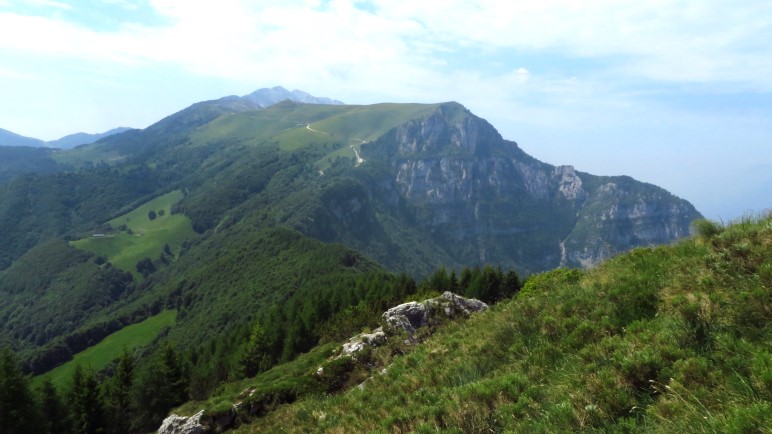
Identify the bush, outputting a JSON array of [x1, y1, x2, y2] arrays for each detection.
[[693, 219, 723, 239]]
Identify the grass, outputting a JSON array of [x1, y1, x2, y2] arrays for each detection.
[[177, 213, 771, 433], [71, 190, 196, 278], [34, 310, 177, 389], [192, 102, 440, 171]]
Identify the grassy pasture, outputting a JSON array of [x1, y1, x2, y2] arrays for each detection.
[[34, 310, 177, 389], [71, 190, 195, 278]]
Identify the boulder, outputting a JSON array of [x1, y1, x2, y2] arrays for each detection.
[[157, 410, 206, 434], [336, 292, 487, 359], [383, 291, 488, 336], [340, 327, 387, 356]]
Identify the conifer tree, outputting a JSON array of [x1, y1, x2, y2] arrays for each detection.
[[242, 323, 272, 377], [105, 349, 134, 434], [37, 377, 71, 434], [133, 342, 188, 430], [69, 365, 105, 434], [0, 348, 40, 434]]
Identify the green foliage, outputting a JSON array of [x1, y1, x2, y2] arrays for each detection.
[[0, 348, 40, 434], [103, 349, 135, 434], [418, 265, 521, 304], [0, 166, 162, 269], [0, 239, 134, 364], [225, 213, 772, 433], [36, 377, 71, 434], [241, 323, 272, 378], [693, 218, 724, 239], [135, 257, 156, 277], [69, 365, 106, 434], [133, 343, 188, 431], [0, 146, 60, 183]]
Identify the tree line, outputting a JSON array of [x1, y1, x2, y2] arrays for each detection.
[[1, 264, 522, 433]]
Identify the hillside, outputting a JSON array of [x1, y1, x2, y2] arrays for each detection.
[[47, 127, 133, 149], [168, 213, 771, 433], [0, 127, 45, 147], [0, 92, 709, 432], [0, 97, 701, 274]]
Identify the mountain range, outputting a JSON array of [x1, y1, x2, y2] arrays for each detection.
[[0, 87, 713, 432], [0, 126, 133, 149], [0, 86, 338, 149]]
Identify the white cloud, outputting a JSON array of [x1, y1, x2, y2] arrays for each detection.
[[1, 0, 770, 93], [27, 0, 72, 9]]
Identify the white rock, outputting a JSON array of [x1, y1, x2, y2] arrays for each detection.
[[157, 410, 206, 434]]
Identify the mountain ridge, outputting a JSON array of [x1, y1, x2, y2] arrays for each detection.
[[0, 91, 715, 432], [0, 126, 133, 149]]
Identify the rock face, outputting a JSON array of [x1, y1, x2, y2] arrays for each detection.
[[157, 410, 206, 434], [360, 102, 702, 272]]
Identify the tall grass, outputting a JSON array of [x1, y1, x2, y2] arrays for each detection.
[[218, 213, 772, 432]]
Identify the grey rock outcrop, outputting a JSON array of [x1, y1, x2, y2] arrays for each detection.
[[336, 292, 488, 359], [383, 291, 488, 336], [340, 328, 387, 356], [157, 410, 206, 434]]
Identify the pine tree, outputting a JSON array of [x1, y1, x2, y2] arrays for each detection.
[[105, 349, 134, 434], [69, 365, 105, 434], [449, 270, 460, 293], [242, 323, 272, 377], [133, 343, 188, 430], [37, 377, 71, 434], [502, 269, 521, 299], [0, 348, 40, 434]]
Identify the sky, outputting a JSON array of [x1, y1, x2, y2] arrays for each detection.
[[0, 0, 770, 221]]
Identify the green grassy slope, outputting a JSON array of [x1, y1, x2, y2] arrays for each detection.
[[71, 190, 196, 278], [33, 310, 176, 389], [178, 214, 770, 433], [191, 102, 439, 170]]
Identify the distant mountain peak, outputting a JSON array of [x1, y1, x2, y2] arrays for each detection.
[[242, 86, 343, 107], [48, 127, 134, 149], [0, 128, 45, 148]]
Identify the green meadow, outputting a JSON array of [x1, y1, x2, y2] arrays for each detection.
[[34, 310, 177, 389], [71, 190, 195, 278]]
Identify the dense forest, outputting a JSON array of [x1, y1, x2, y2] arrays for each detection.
[[1, 262, 521, 433]]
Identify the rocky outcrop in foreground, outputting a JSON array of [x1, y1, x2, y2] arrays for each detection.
[[339, 291, 487, 357], [157, 410, 205, 434], [158, 292, 487, 434]]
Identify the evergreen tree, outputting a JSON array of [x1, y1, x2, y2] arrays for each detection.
[[449, 269, 460, 293], [133, 343, 188, 430], [426, 267, 450, 293], [459, 266, 473, 293], [478, 265, 502, 303], [241, 323, 272, 377], [104, 349, 134, 434], [0, 348, 40, 434], [502, 269, 521, 299], [69, 365, 106, 434], [37, 377, 71, 434]]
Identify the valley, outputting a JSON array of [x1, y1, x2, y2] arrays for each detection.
[[0, 89, 742, 434]]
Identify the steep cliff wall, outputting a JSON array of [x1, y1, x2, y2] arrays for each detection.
[[361, 102, 701, 272]]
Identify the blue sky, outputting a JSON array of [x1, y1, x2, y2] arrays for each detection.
[[0, 0, 770, 221]]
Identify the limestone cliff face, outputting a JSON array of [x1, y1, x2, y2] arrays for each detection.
[[559, 178, 700, 267], [361, 102, 701, 272]]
